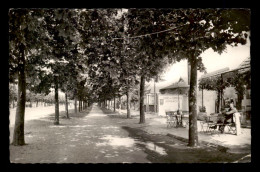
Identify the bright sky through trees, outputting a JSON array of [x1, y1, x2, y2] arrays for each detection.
[[154, 36, 250, 89]]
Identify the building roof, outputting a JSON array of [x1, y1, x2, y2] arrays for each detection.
[[200, 67, 229, 80], [160, 81, 189, 91], [200, 57, 251, 81], [237, 57, 250, 69]]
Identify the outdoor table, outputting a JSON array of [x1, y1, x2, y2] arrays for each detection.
[[166, 111, 189, 128], [176, 114, 188, 128]]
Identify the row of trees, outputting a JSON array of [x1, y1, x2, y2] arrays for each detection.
[[9, 8, 250, 147], [9, 85, 72, 108]]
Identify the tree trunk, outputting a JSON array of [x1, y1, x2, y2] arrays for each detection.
[[188, 57, 199, 147], [79, 99, 81, 112], [74, 94, 77, 114], [146, 94, 149, 112], [236, 92, 243, 111], [12, 47, 26, 146], [217, 90, 220, 113], [65, 91, 69, 118], [13, 100, 15, 109], [202, 88, 204, 108], [126, 91, 131, 118], [154, 80, 156, 113], [114, 95, 116, 112], [137, 89, 140, 110], [36, 100, 38, 107], [139, 75, 145, 123], [81, 100, 83, 111], [79, 99, 82, 112], [54, 75, 59, 125], [119, 97, 122, 113]]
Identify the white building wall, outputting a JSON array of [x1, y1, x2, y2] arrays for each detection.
[[158, 94, 183, 116], [182, 95, 189, 112], [197, 89, 217, 114]]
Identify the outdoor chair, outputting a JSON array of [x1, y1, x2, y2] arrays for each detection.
[[199, 116, 210, 133], [181, 114, 189, 128], [166, 111, 178, 128], [225, 122, 237, 134], [201, 115, 223, 135], [224, 113, 242, 135]]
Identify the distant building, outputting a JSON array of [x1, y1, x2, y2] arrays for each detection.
[[158, 80, 189, 116]]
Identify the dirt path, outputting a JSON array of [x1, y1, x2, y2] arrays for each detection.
[[10, 105, 150, 163]]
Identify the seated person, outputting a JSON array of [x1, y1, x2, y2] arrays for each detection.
[[218, 99, 237, 133], [209, 99, 237, 131]]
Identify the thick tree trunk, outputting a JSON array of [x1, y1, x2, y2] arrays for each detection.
[[12, 47, 26, 146], [126, 91, 131, 118], [188, 58, 199, 147], [54, 75, 59, 125], [65, 91, 69, 118], [139, 75, 145, 123]]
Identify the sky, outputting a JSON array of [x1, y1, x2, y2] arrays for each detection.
[[151, 37, 251, 90]]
